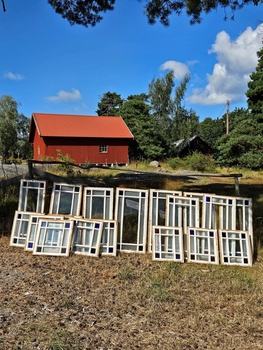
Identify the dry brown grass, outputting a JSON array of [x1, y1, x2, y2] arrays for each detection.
[[1, 233, 263, 350], [1, 172, 263, 349]]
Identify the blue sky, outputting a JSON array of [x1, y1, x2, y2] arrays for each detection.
[[1, 1, 262, 121]]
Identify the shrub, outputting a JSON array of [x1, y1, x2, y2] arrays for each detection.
[[167, 157, 186, 170], [185, 152, 216, 172]]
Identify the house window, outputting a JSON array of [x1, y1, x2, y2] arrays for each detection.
[[99, 145, 108, 153]]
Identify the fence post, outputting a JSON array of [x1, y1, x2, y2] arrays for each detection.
[[28, 160, 33, 179], [234, 176, 240, 196]]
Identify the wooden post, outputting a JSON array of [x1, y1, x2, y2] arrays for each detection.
[[234, 176, 240, 196], [28, 160, 33, 179]]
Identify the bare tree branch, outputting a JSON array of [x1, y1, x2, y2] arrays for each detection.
[[1, 0, 6, 12]]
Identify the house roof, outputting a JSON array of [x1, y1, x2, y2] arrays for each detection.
[[29, 113, 134, 140], [172, 135, 214, 156]]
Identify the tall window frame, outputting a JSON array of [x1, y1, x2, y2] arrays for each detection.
[[18, 180, 46, 213], [203, 195, 236, 230], [148, 189, 182, 252], [100, 220, 118, 256], [49, 183, 82, 216], [115, 187, 148, 253], [83, 187, 114, 220]]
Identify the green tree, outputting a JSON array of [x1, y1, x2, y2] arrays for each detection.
[[216, 114, 263, 169], [246, 47, 263, 115], [17, 114, 33, 159], [217, 49, 263, 169], [0, 95, 32, 161], [0, 95, 19, 161], [46, 0, 261, 28], [0, 119, 17, 160], [170, 73, 199, 141], [96, 91, 123, 116], [148, 71, 174, 153], [119, 94, 164, 159], [198, 117, 225, 150]]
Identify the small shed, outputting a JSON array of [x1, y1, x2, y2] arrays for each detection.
[[172, 135, 214, 157], [28, 113, 134, 165]]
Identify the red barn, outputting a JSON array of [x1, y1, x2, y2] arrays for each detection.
[[28, 113, 134, 165]]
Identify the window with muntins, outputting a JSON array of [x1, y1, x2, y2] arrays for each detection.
[[99, 145, 108, 153]]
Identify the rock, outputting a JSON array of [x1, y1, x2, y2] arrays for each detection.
[[149, 161, 159, 167]]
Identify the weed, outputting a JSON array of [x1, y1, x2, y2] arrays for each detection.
[[118, 268, 134, 280], [146, 277, 174, 302]]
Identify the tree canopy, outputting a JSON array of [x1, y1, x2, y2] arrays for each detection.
[[46, 0, 262, 28], [0, 95, 32, 161], [246, 47, 263, 115]]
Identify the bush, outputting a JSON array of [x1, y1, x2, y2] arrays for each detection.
[[168, 153, 216, 172], [167, 157, 186, 170], [185, 152, 216, 172]]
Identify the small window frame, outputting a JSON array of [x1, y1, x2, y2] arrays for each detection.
[[99, 145, 108, 153]]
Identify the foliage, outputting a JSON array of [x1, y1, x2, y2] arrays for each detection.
[[198, 117, 225, 151], [119, 94, 164, 160], [0, 119, 17, 160], [246, 47, 263, 114], [47, 0, 260, 28], [185, 152, 216, 172], [216, 49, 263, 170], [167, 157, 186, 170], [0, 95, 32, 160], [168, 152, 216, 172], [48, 0, 115, 27], [96, 91, 123, 116], [56, 149, 76, 175], [217, 114, 263, 169], [148, 71, 198, 156]]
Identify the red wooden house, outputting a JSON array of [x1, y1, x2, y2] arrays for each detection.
[[28, 113, 134, 165]]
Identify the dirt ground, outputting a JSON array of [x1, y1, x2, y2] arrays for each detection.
[[1, 170, 263, 349]]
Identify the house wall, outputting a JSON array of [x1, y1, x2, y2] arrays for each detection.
[[32, 130, 48, 160], [34, 137, 130, 165]]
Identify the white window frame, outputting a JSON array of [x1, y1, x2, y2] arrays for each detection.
[[18, 180, 46, 213], [152, 226, 184, 262], [202, 195, 236, 230], [236, 197, 253, 250], [72, 219, 103, 257], [25, 214, 64, 251], [33, 219, 73, 256], [166, 195, 200, 258], [166, 195, 200, 231], [187, 227, 219, 264], [83, 187, 114, 220], [49, 182, 82, 216], [100, 220, 118, 256], [115, 187, 148, 253], [10, 211, 34, 247], [148, 189, 182, 252], [219, 229, 252, 266]]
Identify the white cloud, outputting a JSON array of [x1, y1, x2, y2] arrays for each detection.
[[4, 71, 24, 80], [188, 25, 262, 105], [160, 60, 189, 80], [48, 88, 82, 102]]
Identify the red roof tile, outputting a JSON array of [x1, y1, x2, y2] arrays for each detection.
[[31, 113, 134, 139]]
